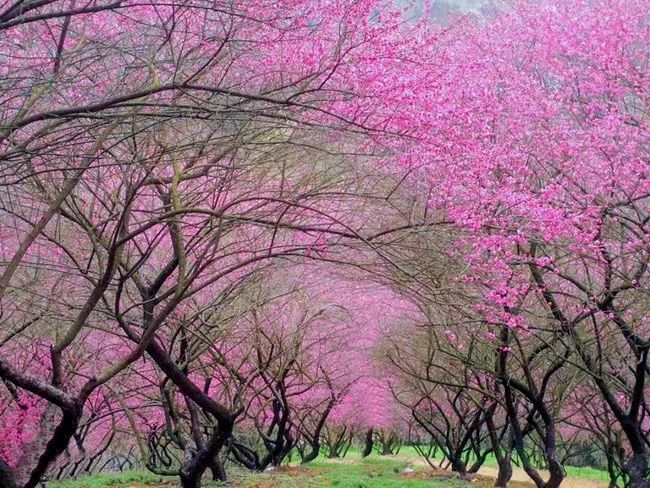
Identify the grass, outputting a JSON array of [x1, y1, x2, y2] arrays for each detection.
[[393, 446, 611, 482], [48, 470, 171, 488], [47, 449, 611, 488], [563, 465, 610, 482], [47, 458, 479, 488], [231, 457, 475, 488]]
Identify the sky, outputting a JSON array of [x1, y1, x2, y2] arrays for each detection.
[[398, 0, 499, 24]]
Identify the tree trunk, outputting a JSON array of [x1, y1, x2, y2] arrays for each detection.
[[450, 459, 469, 478], [362, 429, 374, 458], [24, 407, 82, 488], [485, 407, 512, 488], [545, 458, 564, 488], [14, 403, 59, 485], [0, 460, 17, 488], [542, 418, 564, 488], [301, 400, 333, 465], [502, 387, 544, 488], [142, 340, 235, 486], [179, 419, 233, 488], [209, 459, 227, 482], [625, 453, 650, 488], [494, 457, 513, 488], [301, 442, 320, 464]]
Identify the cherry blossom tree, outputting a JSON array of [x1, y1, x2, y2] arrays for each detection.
[[0, 1, 647, 487], [403, 1, 648, 485]]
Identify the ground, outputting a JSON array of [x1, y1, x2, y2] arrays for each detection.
[[48, 449, 611, 488]]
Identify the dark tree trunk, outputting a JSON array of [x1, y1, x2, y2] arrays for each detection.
[[301, 442, 320, 464], [24, 407, 82, 488], [301, 399, 334, 465], [542, 419, 564, 488], [494, 457, 513, 488], [362, 429, 374, 458], [498, 326, 565, 488], [0, 460, 17, 488], [625, 453, 650, 488], [545, 457, 564, 488], [142, 340, 235, 486], [502, 377, 544, 488], [209, 459, 227, 482], [450, 459, 468, 477], [179, 419, 233, 488], [258, 398, 293, 470], [230, 440, 260, 470], [485, 406, 512, 488]]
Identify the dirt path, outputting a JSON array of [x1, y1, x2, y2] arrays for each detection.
[[396, 455, 609, 488]]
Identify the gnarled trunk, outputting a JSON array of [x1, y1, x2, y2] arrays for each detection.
[[494, 457, 513, 488], [179, 419, 233, 488]]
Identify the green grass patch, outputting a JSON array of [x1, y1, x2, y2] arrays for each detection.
[[232, 457, 473, 488], [49, 459, 473, 488], [564, 465, 610, 482], [394, 445, 610, 482], [47, 448, 610, 487], [47, 470, 173, 488]]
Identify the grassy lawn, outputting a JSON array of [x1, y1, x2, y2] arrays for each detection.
[[48, 471, 173, 488], [48, 450, 610, 488], [232, 457, 478, 488], [48, 457, 486, 488]]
